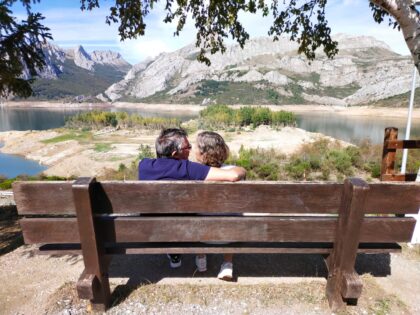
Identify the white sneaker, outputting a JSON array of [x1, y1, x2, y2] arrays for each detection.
[[167, 254, 182, 268], [195, 255, 207, 272], [217, 262, 233, 281]]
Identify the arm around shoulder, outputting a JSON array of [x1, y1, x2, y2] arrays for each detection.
[[204, 166, 246, 182]]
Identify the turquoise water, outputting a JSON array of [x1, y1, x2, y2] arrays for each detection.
[[0, 145, 47, 178]]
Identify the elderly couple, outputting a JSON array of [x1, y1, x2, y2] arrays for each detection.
[[138, 128, 246, 281]]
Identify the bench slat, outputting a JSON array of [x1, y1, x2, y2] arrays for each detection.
[[36, 242, 402, 255], [20, 216, 415, 244], [13, 182, 74, 215], [14, 181, 420, 215], [366, 183, 420, 214]]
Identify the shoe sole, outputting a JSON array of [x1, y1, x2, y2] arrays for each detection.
[[218, 275, 233, 281]]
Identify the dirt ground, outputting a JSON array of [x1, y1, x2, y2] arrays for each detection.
[[1, 205, 420, 315]]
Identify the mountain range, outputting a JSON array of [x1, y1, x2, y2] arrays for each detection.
[[22, 43, 131, 101], [24, 35, 419, 106]]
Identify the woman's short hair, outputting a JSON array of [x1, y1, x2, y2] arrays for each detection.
[[196, 131, 229, 167], [155, 128, 188, 158]]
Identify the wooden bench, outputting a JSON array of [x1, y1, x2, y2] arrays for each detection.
[[13, 177, 420, 311]]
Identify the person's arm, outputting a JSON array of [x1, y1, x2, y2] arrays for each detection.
[[204, 166, 246, 182]]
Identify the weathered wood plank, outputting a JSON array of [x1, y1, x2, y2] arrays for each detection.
[[20, 216, 416, 244], [326, 178, 369, 310], [379, 174, 417, 182], [381, 127, 398, 180], [366, 183, 420, 213], [73, 177, 111, 311], [13, 181, 420, 215], [386, 140, 420, 149], [13, 181, 74, 214], [95, 182, 344, 214]]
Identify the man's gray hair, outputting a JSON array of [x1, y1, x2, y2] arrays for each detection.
[[155, 128, 188, 158]]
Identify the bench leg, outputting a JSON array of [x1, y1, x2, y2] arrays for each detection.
[[77, 268, 111, 311], [326, 178, 369, 311], [73, 177, 112, 310]]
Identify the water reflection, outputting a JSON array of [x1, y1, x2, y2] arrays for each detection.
[[296, 113, 420, 144], [0, 106, 197, 131]]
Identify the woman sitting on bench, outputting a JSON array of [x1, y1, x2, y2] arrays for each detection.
[[195, 131, 239, 281]]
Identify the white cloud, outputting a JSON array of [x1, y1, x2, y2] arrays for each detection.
[[118, 39, 172, 63]]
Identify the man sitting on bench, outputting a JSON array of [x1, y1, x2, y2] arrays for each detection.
[[138, 128, 246, 269]]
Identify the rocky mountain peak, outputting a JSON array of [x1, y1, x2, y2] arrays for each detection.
[[70, 45, 95, 71], [103, 35, 416, 106]]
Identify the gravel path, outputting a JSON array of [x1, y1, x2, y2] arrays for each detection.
[[1, 244, 419, 315]]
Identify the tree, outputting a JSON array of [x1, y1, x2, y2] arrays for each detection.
[[0, 0, 52, 98], [1, 0, 419, 98], [80, 0, 419, 71]]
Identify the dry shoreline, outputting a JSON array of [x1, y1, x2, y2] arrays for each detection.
[[3, 101, 420, 119], [0, 126, 347, 178]]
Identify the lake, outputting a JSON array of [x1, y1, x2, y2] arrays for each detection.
[[1, 106, 419, 178]]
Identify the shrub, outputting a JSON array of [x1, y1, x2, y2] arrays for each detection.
[[199, 105, 296, 129], [285, 159, 311, 180], [66, 111, 181, 130], [327, 150, 353, 176], [138, 145, 155, 160]]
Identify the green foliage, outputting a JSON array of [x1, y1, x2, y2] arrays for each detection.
[[65, 111, 181, 130], [0, 1, 52, 98], [227, 139, 385, 182], [285, 159, 311, 180], [138, 144, 155, 160], [0, 174, 71, 190], [139, 80, 307, 105], [0, 178, 15, 190], [199, 105, 296, 129], [226, 146, 286, 180], [306, 83, 361, 99], [27, 61, 128, 100]]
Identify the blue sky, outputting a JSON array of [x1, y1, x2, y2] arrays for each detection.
[[13, 0, 411, 65]]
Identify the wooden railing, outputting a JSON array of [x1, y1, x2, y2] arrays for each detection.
[[381, 127, 420, 181]]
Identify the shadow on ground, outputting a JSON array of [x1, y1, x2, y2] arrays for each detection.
[[106, 252, 391, 306], [108, 253, 391, 285]]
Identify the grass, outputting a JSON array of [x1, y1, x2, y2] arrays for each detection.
[[94, 143, 112, 152], [41, 131, 93, 144]]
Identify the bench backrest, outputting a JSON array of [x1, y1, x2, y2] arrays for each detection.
[[13, 178, 420, 246]]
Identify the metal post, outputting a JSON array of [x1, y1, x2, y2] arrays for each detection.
[[401, 67, 417, 174]]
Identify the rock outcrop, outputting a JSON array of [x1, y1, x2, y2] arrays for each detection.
[[103, 34, 418, 105]]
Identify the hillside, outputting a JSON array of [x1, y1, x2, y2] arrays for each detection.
[[20, 43, 131, 101], [102, 34, 418, 106]]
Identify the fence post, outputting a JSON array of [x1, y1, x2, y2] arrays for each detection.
[[381, 127, 398, 180]]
